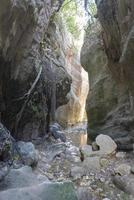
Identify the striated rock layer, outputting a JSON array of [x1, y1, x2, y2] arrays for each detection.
[[81, 0, 134, 150], [47, 14, 89, 127], [56, 44, 89, 126], [0, 0, 72, 140]]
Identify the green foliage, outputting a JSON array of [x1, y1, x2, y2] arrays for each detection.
[[60, 0, 97, 38], [87, 1, 97, 17], [60, 0, 81, 39]]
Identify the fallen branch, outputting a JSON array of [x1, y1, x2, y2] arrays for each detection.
[[15, 66, 43, 136]]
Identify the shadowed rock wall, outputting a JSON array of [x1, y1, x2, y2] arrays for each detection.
[[81, 0, 134, 150], [0, 0, 71, 140]]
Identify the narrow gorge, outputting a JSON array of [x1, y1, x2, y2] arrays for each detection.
[[0, 0, 134, 200]]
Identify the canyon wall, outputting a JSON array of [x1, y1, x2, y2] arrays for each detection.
[[42, 14, 89, 127], [81, 0, 134, 149], [0, 0, 72, 140], [56, 44, 89, 127]]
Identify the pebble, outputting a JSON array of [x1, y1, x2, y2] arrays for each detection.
[[100, 158, 109, 167], [100, 177, 105, 183]]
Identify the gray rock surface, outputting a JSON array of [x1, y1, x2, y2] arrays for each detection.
[[81, 0, 134, 150], [0, 166, 48, 191], [114, 164, 131, 176], [0, 181, 77, 200], [0, 0, 71, 140], [83, 156, 100, 171], [70, 166, 86, 180]]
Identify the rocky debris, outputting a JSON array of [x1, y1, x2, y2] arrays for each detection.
[[0, 123, 12, 161], [83, 156, 101, 171], [0, 166, 48, 191], [96, 134, 117, 155], [70, 166, 86, 180], [36, 124, 133, 200], [0, 181, 77, 200], [76, 187, 93, 200], [17, 141, 39, 167], [49, 123, 66, 142], [100, 158, 109, 168]]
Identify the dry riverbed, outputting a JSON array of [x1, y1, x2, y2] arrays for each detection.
[[35, 124, 134, 200]]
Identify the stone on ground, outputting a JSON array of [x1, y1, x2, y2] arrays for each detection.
[[70, 166, 86, 180], [17, 141, 39, 167], [83, 156, 100, 171], [96, 134, 117, 155], [114, 164, 131, 176], [80, 145, 93, 157], [0, 181, 77, 200], [112, 175, 134, 196], [100, 158, 109, 168], [77, 187, 92, 200], [46, 143, 66, 161]]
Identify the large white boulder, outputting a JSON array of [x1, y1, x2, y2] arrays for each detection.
[[96, 134, 117, 155]]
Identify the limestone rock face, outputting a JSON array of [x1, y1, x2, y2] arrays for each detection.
[[81, 0, 134, 149], [55, 16, 89, 127], [0, 0, 71, 140]]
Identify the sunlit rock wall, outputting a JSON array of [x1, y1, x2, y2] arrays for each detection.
[[49, 15, 89, 127]]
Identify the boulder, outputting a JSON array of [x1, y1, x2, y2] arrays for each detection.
[[80, 145, 93, 157], [0, 181, 77, 200], [49, 123, 66, 142], [0, 166, 48, 191], [96, 134, 117, 155], [46, 143, 66, 161], [112, 175, 134, 196], [17, 142, 39, 167], [114, 164, 131, 176]]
